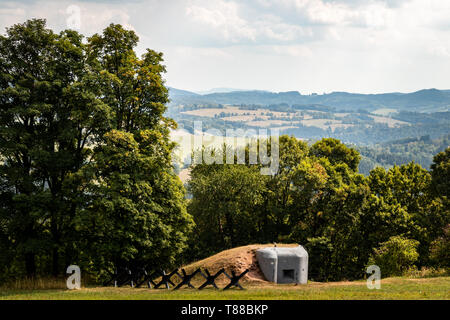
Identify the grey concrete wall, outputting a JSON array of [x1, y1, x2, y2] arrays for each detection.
[[256, 246, 308, 284], [276, 252, 301, 284], [255, 248, 278, 283]]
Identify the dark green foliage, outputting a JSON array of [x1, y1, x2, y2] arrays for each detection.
[[187, 136, 449, 281], [1, 18, 448, 284], [310, 138, 360, 171], [0, 20, 192, 282], [430, 147, 450, 198], [75, 24, 193, 278], [368, 236, 419, 277], [429, 225, 450, 268], [75, 130, 192, 278], [188, 162, 265, 257], [358, 135, 450, 175], [0, 19, 110, 277]]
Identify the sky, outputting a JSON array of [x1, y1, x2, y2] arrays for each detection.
[[1, 0, 449, 94]]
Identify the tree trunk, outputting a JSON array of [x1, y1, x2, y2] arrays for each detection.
[[225, 213, 234, 248], [25, 252, 36, 277], [51, 216, 60, 276], [52, 246, 59, 276]]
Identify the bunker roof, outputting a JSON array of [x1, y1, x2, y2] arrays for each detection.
[[257, 245, 308, 258]]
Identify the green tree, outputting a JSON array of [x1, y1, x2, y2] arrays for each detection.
[[87, 23, 169, 132], [263, 135, 310, 241], [185, 135, 447, 280], [75, 130, 192, 276], [309, 138, 361, 172], [188, 150, 265, 257], [427, 148, 450, 266], [293, 158, 370, 280], [0, 20, 193, 281], [429, 225, 450, 268], [430, 147, 450, 198], [0, 19, 109, 276], [368, 236, 419, 277], [75, 24, 193, 276]]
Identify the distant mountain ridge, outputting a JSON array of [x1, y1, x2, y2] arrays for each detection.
[[195, 87, 252, 95], [168, 87, 450, 112], [168, 87, 200, 98]]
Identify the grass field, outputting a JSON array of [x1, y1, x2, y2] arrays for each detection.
[[1, 277, 449, 300]]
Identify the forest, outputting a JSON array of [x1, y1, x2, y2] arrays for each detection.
[[0, 20, 193, 282], [357, 134, 450, 175], [0, 20, 448, 284], [186, 138, 449, 280]]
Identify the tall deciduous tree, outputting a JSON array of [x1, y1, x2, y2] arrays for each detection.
[[0, 19, 109, 276], [74, 24, 193, 276], [430, 147, 450, 198], [0, 20, 192, 280], [188, 159, 265, 256], [310, 138, 361, 172]]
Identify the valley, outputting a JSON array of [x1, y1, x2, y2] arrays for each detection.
[[167, 88, 450, 175]]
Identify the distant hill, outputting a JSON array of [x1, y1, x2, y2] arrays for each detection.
[[168, 87, 217, 106], [169, 88, 450, 112], [195, 87, 251, 95], [168, 87, 200, 98], [357, 134, 450, 175]]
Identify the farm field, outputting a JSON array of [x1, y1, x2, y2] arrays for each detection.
[[170, 129, 260, 164], [1, 277, 449, 300]]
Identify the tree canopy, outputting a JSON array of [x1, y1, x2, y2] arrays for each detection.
[[0, 19, 448, 284], [186, 137, 449, 280], [0, 19, 192, 281]]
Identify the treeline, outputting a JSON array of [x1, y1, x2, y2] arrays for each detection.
[[358, 134, 450, 175], [332, 121, 449, 145], [0, 20, 193, 283], [169, 87, 450, 112], [0, 20, 448, 285], [171, 103, 450, 146], [185, 137, 449, 280], [242, 103, 335, 113]]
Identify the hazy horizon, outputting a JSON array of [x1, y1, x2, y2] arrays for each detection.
[[2, 0, 450, 94], [177, 87, 450, 95]]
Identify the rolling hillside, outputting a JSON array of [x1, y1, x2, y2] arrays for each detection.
[[169, 88, 450, 112]]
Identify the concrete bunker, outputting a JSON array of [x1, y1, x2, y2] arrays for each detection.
[[256, 245, 308, 284]]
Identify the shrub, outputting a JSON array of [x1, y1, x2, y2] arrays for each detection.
[[429, 225, 450, 268], [368, 236, 419, 277], [305, 237, 334, 281]]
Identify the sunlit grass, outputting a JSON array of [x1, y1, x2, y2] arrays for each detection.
[[1, 276, 448, 300], [0, 277, 67, 291]]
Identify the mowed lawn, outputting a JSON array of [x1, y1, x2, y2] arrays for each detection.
[[1, 277, 449, 300]]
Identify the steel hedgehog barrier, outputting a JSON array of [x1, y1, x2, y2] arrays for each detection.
[[104, 267, 250, 290]]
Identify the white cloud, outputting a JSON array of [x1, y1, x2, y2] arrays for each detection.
[[1, 0, 449, 93], [270, 44, 314, 57], [186, 1, 256, 43], [185, 0, 315, 45], [0, 1, 136, 36]]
